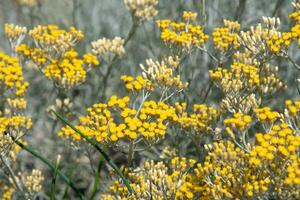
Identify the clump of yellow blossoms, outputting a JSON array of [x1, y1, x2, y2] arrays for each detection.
[[176, 103, 220, 134], [16, 25, 99, 90], [124, 0, 159, 22], [194, 141, 271, 199], [0, 53, 31, 156], [224, 112, 252, 132], [182, 11, 198, 22], [210, 62, 260, 94], [213, 19, 240, 52], [43, 49, 98, 89], [28, 25, 84, 56], [121, 75, 154, 92], [139, 56, 188, 90], [102, 157, 198, 200], [16, 44, 46, 66], [283, 100, 300, 131], [254, 107, 279, 124], [157, 11, 209, 51], [210, 61, 283, 113], [0, 53, 29, 97], [210, 62, 260, 112], [238, 16, 295, 56], [285, 99, 300, 118], [59, 96, 178, 143], [121, 56, 188, 96], [0, 182, 15, 200], [249, 123, 300, 199], [4, 24, 27, 52], [91, 37, 125, 59], [289, 0, 300, 46]]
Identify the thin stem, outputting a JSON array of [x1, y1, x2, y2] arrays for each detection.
[[201, 80, 213, 103], [50, 155, 61, 200], [286, 54, 300, 71], [51, 110, 134, 194], [127, 141, 135, 167], [198, 47, 219, 64], [89, 156, 104, 200]]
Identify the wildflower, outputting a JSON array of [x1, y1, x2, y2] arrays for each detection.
[[124, 0, 159, 22], [102, 157, 197, 199], [19, 169, 44, 194], [29, 25, 84, 57], [91, 37, 125, 58], [213, 19, 240, 52], [157, 11, 209, 51]]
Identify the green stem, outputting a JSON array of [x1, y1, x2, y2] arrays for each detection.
[[89, 156, 104, 200], [51, 110, 134, 194], [127, 141, 134, 167], [51, 155, 61, 200], [14, 140, 85, 200]]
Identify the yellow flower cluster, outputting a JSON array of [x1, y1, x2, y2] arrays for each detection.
[[7, 98, 27, 110], [195, 141, 273, 199], [210, 61, 283, 113], [157, 12, 209, 50], [267, 31, 293, 54], [121, 75, 154, 92], [238, 15, 299, 56], [0, 51, 31, 157], [16, 25, 99, 90], [254, 107, 279, 124], [16, 44, 47, 66], [102, 124, 298, 199], [29, 25, 84, 56], [139, 56, 188, 90], [124, 0, 159, 22], [195, 128, 299, 199], [213, 20, 240, 52], [0, 53, 29, 97], [102, 157, 198, 200], [4, 24, 27, 45], [249, 123, 300, 198], [176, 103, 220, 134], [285, 99, 300, 117], [0, 116, 32, 132], [59, 96, 178, 143], [283, 99, 300, 131], [210, 62, 260, 94], [43, 49, 98, 89], [0, 116, 32, 154], [0, 182, 14, 200], [182, 11, 198, 22], [224, 112, 252, 132], [289, 1, 300, 46], [91, 37, 125, 58]]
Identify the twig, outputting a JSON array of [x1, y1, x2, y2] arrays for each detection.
[[286, 54, 300, 71]]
